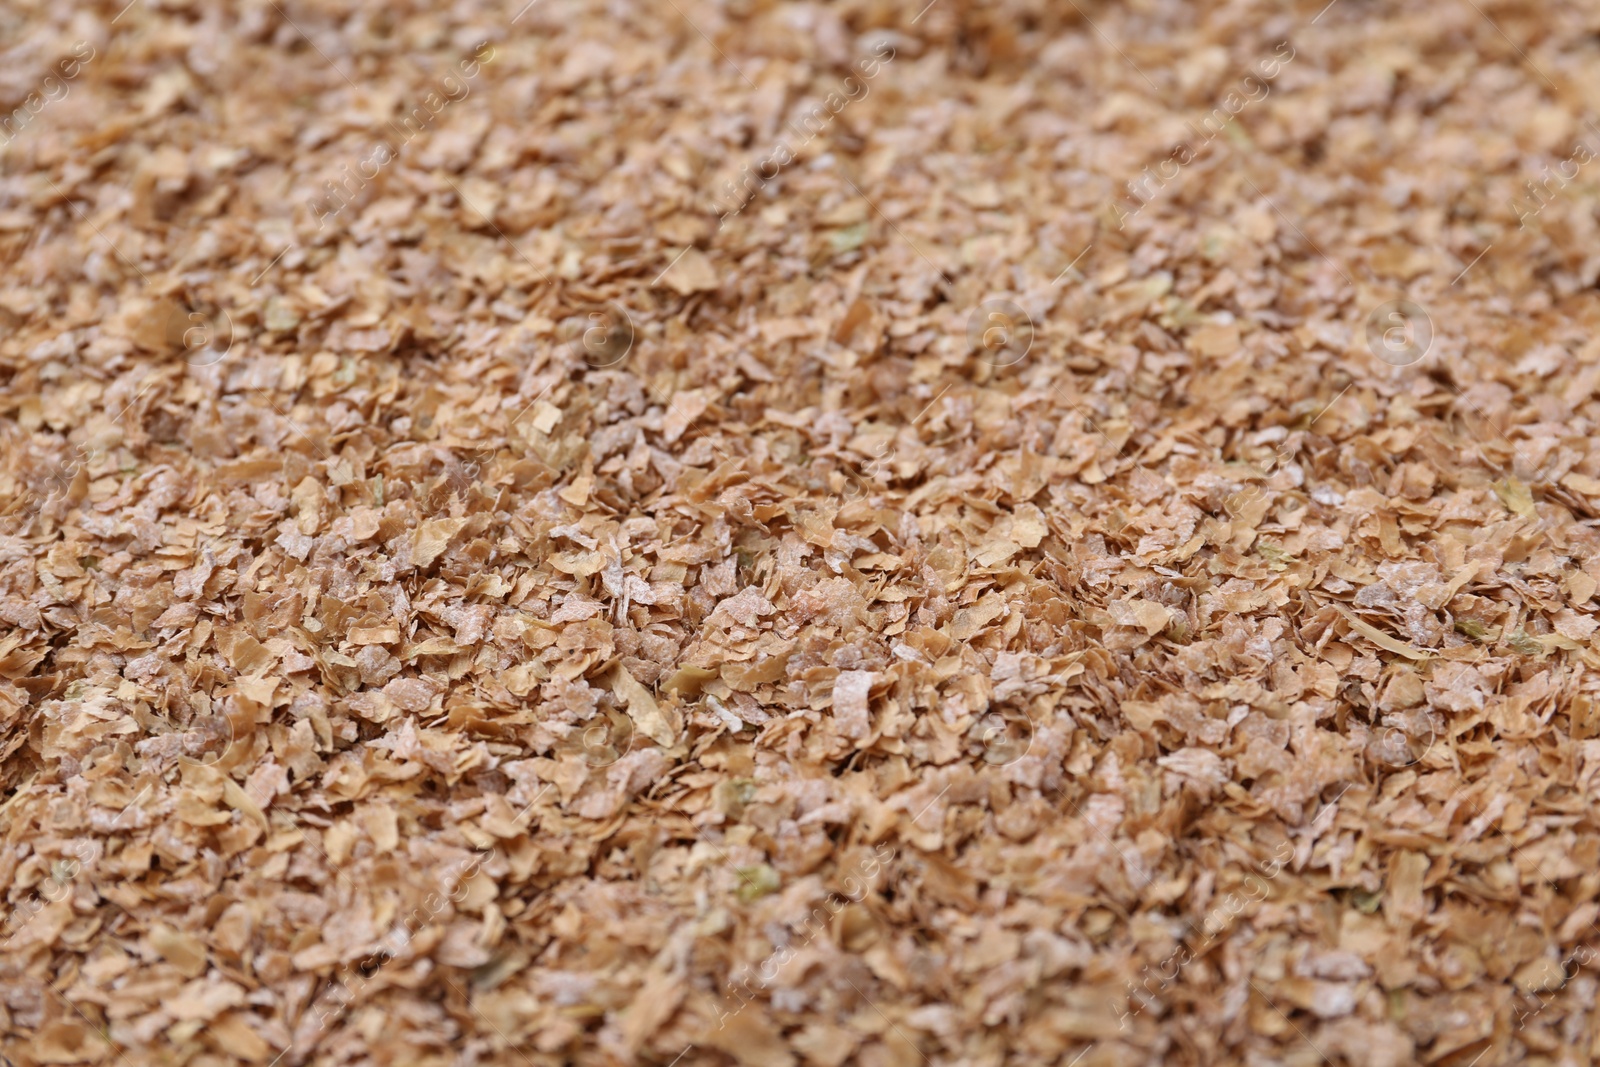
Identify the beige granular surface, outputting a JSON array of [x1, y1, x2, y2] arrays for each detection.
[[3, 0, 1600, 1064]]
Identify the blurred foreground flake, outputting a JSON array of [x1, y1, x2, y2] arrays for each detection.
[[1493, 476, 1537, 519], [612, 664, 676, 747], [414, 517, 468, 568], [1109, 599, 1173, 636], [831, 669, 874, 738], [659, 248, 719, 294], [700, 1004, 795, 1067]]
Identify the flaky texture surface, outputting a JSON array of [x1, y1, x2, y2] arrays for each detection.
[[3, 0, 1600, 1065]]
